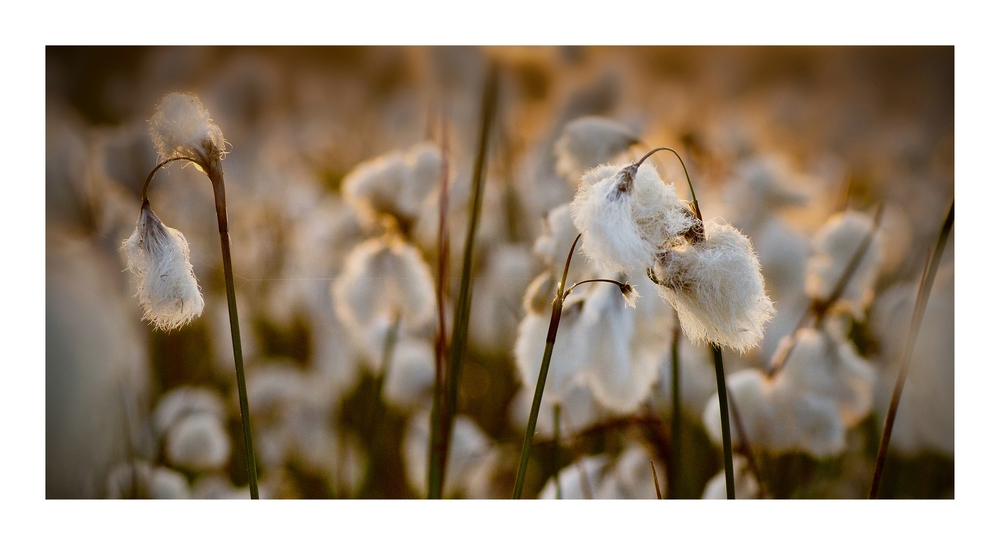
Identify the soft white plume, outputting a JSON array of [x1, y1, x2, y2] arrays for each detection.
[[148, 92, 226, 166], [122, 205, 205, 330], [571, 162, 695, 273], [654, 220, 774, 353]]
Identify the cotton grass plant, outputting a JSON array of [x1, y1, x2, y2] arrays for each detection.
[[121, 92, 259, 498]]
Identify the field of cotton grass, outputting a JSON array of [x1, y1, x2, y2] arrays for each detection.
[[45, 46, 954, 500]]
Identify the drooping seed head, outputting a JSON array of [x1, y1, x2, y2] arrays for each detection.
[[121, 204, 205, 331]]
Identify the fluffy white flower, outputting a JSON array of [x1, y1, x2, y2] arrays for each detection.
[[576, 281, 662, 413], [554, 116, 639, 182], [122, 204, 205, 331], [538, 455, 608, 499], [779, 328, 875, 426], [654, 220, 775, 353], [404, 412, 498, 498], [805, 210, 883, 318], [106, 461, 191, 499], [513, 290, 589, 403], [165, 411, 232, 473], [148, 92, 226, 167], [153, 387, 227, 444], [701, 455, 760, 499], [383, 337, 436, 409], [703, 368, 846, 458], [533, 204, 582, 274], [571, 162, 695, 273], [342, 142, 442, 226], [594, 445, 665, 499], [331, 234, 436, 350]]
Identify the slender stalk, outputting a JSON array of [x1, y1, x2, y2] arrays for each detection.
[[512, 234, 581, 499], [668, 323, 681, 499], [712, 344, 735, 499], [143, 156, 259, 499], [554, 403, 562, 500], [427, 101, 451, 499], [208, 166, 259, 499], [430, 63, 499, 498], [651, 460, 663, 499], [869, 201, 953, 499]]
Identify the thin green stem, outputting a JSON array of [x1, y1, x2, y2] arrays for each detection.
[[512, 234, 581, 499], [668, 323, 681, 499], [712, 344, 735, 499], [209, 167, 259, 500], [563, 278, 629, 297], [651, 460, 663, 499], [144, 155, 259, 499], [869, 200, 953, 499], [430, 63, 498, 499], [141, 156, 198, 202]]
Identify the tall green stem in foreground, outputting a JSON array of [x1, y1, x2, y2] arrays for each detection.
[[869, 200, 953, 499], [512, 235, 580, 499], [142, 156, 259, 499], [712, 344, 735, 499], [428, 64, 499, 499], [208, 164, 259, 500], [668, 324, 681, 499], [643, 146, 734, 500]]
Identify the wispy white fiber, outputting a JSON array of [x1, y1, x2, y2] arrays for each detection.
[[148, 92, 226, 166], [122, 205, 205, 331], [654, 220, 774, 353], [571, 162, 695, 273], [165, 411, 232, 473]]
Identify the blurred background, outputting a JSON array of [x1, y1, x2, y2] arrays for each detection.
[[46, 46, 953, 499]]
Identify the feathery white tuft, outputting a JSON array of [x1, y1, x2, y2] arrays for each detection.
[[554, 116, 639, 182], [148, 92, 225, 166], [571, 162, 694, 273], [122, 205, 205, 330], [654, 220, 774, 353]]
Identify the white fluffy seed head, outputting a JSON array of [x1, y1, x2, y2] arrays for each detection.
[[122, 205, 205, 330], [571, 162, 695, 273], [332, 235, 436, 339], [554, 116, 640, 182], [805, 210, 883, 318], [654, 220, 774, 353], [165, 412, 232, 473], [342, 142, 442, 226], [148, 92, 226, 167], [776, 328, 875, 427]]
